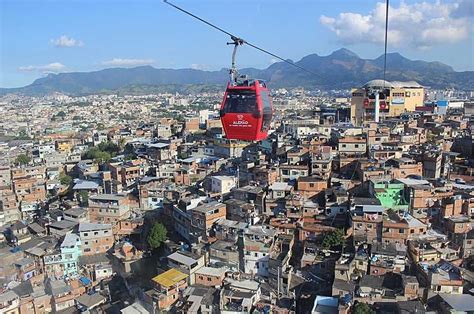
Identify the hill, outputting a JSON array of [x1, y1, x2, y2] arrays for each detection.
[[1, 48, 472, 96]]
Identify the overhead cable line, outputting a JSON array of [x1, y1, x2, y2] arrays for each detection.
[[163, 0, 319, 77], [382, 0, 390, 86]]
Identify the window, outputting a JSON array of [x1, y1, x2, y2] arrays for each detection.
[[355, 144, 359, 148], [410, 229, 415, 234], [399, 229, 405, 234], [224, 90, 257, 114], [309, 183, 314, 188], [260, 91, 272, 131], [207, 277, 212, 281], [84, 233, 88, 236], [342, 144, 346, 148], [94, 232, 98, 236]]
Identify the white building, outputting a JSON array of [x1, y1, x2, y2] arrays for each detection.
[[211, 176, 236, 194]]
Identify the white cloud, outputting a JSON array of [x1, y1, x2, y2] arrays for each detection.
[[18, 62, 66, 73], [51, 35, 83, 47], [320, 0, 471, 49], [102, 58, 155, 67]]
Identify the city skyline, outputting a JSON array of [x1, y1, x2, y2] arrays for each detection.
[[1, 0, 473, 88]]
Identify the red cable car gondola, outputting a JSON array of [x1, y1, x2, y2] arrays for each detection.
[[218, 37, 273, 141], [220, 79, 273, 141]]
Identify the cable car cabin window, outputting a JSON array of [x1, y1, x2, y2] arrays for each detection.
[[224, 91, 257, 114], [260, 91, 272, 131]]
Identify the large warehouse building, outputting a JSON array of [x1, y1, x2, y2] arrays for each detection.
[[351, 80, 424, 125]]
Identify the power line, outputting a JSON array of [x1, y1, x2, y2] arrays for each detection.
[[163, 0, 319, 77]]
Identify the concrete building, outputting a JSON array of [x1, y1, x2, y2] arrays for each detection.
[[210, 175, 236, 194], [351, 80, 424, 124], [151, 268, 188, 310], [88, 194, 131, 224], [78, 222, 114, 255]]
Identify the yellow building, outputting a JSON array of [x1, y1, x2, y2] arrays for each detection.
[[55, 139, 73, 153], [152, 268, 188, 310], [351, 80, 424, 125]]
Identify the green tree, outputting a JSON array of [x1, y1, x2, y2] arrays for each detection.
[[118, 138, 126, 150], [59, 173, 73, 186], [97, 141, 120, 154], [77, 190, 89, 206], [147, 223, 167, 250], [56, 111, 66, 117], [15, 154, 31, 165], [94, 151, 112, 163], [82, 144, 114, 163], [322, 228, 345, 249], [15, 129, 32, 140], [354, 302, 375, 314]]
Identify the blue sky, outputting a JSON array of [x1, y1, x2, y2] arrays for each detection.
[[1, 0, 473, 88]]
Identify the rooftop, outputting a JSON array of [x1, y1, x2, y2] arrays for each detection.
[[89, 193, 126, 202], [152, 268, 188, 288], [195, 266, 227, 277], [168, 251, 198, 266], [78, 222, 112, 232], [269, 182, 292, 191], [61, 233, 80, 248]]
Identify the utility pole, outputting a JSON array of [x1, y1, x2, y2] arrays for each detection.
[[374, 91, 380, 123], [277, 265, 280, 301], [236, 165, 240, 188]]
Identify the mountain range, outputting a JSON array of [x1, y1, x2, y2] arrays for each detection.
[[2, 48, 473, 96]]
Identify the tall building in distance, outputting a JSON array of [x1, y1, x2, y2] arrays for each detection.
[[351, 80, 425, 125]]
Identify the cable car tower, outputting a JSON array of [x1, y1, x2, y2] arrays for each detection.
[[366, 0, 391, 123]]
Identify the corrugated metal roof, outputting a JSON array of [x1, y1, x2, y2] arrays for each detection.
[[167, 251, 197, 266], [152, 268, 188, 288]]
